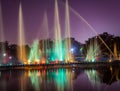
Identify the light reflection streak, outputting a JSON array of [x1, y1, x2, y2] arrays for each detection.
[[20, 71, 27, 91], [25, 69, 74, 91], [85, 69, 101, 89], [29, 70, 41, 91]]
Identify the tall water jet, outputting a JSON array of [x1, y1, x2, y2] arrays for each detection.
[[17, 3, 27, 63], [42, 12, 49, 40], [40, 12, 49, 63], [54, 0, 64, 61], [0, 2, 5, 63], [65, 0, 72, 62], [108, 41, 120, 62], [28, 12, 50, 64]]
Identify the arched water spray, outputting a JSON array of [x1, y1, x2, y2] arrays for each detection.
[[54, 0, 64, 61], [65, 0, 72, 62], [59, 0, 113, 62], [68, 5, 115, 61], [17, 3, 27, 63]]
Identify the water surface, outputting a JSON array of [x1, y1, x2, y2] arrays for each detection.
[[0, 67, 120, 91]]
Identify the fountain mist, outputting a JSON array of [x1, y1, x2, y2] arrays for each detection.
[[65, 0, 72, 62], [54, 0, 64, 61], [18, 3, 27, 63], [86, 38, 100, 62], [0, 2, 5, 62], [28, 39, 41, 64]]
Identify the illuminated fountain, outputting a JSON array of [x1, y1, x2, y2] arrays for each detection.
[[17, 3, 27, 64], [69, 5, 115, 62], [86, 38, 100, 62], [113, 42, 120, 60], [28, 39, 41, 64], [28, 12, 50, 64], [0, 2, 7, 64], [64, 0, 72, 62], [39, 12, 49, 64], [109, 42, 120, 62], [53, 0, 64, 61], [4, 0, 118, 65]]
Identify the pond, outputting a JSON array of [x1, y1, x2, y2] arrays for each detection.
[[0, 67, 120, 91]]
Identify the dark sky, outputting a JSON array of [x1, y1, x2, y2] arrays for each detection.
[[1, 0, 120, 44]]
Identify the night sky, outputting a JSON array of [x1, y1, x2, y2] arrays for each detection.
[[1, 0, 120, 44]]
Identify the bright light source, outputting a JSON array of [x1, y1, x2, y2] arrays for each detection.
[[24, 62, 27, 64], [28, 60, 30, 63], [3, 53, 6, 57], [9, 63, 12, 66], [36, 59, 40, 62], [9, 56, 12, 59], [70, 48, 74, 53]]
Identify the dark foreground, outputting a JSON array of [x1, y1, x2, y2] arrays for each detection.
[[0, 61, 120, 70]]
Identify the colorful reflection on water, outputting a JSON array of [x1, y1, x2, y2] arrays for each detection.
[[27, 69, 73, 91], [0, 67, 120, 91]]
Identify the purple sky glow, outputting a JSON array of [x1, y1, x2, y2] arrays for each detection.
[[1, 0, 120, 44]]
